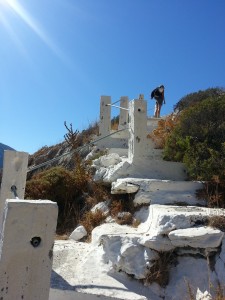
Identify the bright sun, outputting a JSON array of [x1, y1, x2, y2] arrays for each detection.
[[0, 0, 66, 62]]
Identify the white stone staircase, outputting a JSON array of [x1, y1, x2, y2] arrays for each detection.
[[51, 116, 225, 300]]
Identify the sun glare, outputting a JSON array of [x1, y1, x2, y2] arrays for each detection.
[[0, 0, 68, 63]]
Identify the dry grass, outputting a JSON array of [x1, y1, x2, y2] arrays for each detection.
[[208, 215, 225, 232], [144, 251, 175, 287], [109, 195, 136, 226], [196, 179, 225, 209], [80, 210, 107, 241], [186, 281, 225, 300], [116, 212, 133, 225], [147, 114, 179, 149]]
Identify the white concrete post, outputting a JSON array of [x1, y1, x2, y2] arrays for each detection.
[[128, 99, 148, 162], [99, 96, 111, 137], [0, 150, 29, 229], [118, 96, 129, 130], [0, 199, 58, 300]]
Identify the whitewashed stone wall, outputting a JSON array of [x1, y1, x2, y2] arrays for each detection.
[[128, 99, 148, 162], [0, 151, 29, 229], [99, 96, 111, 137], [0, 199, 58, 300], [118, 96, 129, 130]]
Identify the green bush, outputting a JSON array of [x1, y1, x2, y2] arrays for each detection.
[[164, 95, 225, 180], [173, 87, 224, 112]]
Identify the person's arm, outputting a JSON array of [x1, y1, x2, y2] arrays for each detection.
[[151, 89, 155, 99]]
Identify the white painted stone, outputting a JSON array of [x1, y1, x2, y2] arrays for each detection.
[[138, 232, 175, 252], [165, 256, 212, 300], [112, 178, 205, 206], [146, 205, 225, 236], [118, 96, 129, 130], [94, 157, 187, 183], [99, 96, 111, 137], [91, 222, 139, 246], [133, 190, 151, 206], [214, 236, 225, 287], [111, 179, 140, 194], [0, 151, 29, 228], [105, 216, 115, 223], [128, 99, 148, 162], [94, 159, 131, 183], [215, 256, 225, 288], [84, 146, 99, 161], [51, 240, 155, 300], [219, 236, 225, 263], [168, 227, 224, 248], [69, 225, 87, 241], [93, 153, 122, 168], [91, 200, 110, 215], [196, 289, 213, 300], [0, 199, 58, 300], [100, 235, 159, 280]]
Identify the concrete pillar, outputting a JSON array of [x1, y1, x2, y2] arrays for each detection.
[[118, 96, 129, 130], [0, 199, 58, 300], [128, 99, 148, 162], [99, 96, 111, 137], [0, 151, 29, 229]]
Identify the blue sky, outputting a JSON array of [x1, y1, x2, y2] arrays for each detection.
[[0, 0, 225, 154]]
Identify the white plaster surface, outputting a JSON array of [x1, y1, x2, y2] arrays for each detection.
[[0, 199, 58, 300], [69, 225, 87, 241], [164, 256, 215, 300], [128, 99, 148, 162], [0, 150, 29, 228], [93, 153, 122, 168], [118, 96, 129, 129], [168, 226, 224, 248], [51, 201, 225, 299], [93, 156, 187, 183], [111, 178, 205, 206], [99, 96, 111, 137], [51, 240, 159, 300]]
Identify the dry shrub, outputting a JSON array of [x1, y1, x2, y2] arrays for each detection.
[[110, 200, 124, 217], [185, 279, 195, 300], [144, 251, 175, 287], [80, 210, 106, 240], [214, 285, 225, 300], [111, 115, 119, 130], [147, 114, 179, 149], [208, 216, 225, 232], [110, 195, 135, 216], [196, 179, 225, 208], [116, 212, 133, 225], [73, 154, 91, 191], [25, 166, 82, 234], [186, 281, 225, 300], [88, 183, 111, 206]]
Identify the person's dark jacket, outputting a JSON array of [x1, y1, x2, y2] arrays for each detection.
[[151, 87, 165, 105]]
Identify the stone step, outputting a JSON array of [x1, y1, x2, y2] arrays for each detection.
[[111, 178, 206, 207]]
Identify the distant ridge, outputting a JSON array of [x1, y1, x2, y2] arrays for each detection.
[[0, 143, 15, 168]]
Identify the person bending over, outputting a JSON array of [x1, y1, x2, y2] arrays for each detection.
[[150, 85, 166, 118]]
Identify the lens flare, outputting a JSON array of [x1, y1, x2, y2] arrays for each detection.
[[0, 0, 69, 64]]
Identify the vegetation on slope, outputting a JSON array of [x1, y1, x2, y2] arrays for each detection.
[[163, 89, 225, 208], [25, 87, 225, 234]]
